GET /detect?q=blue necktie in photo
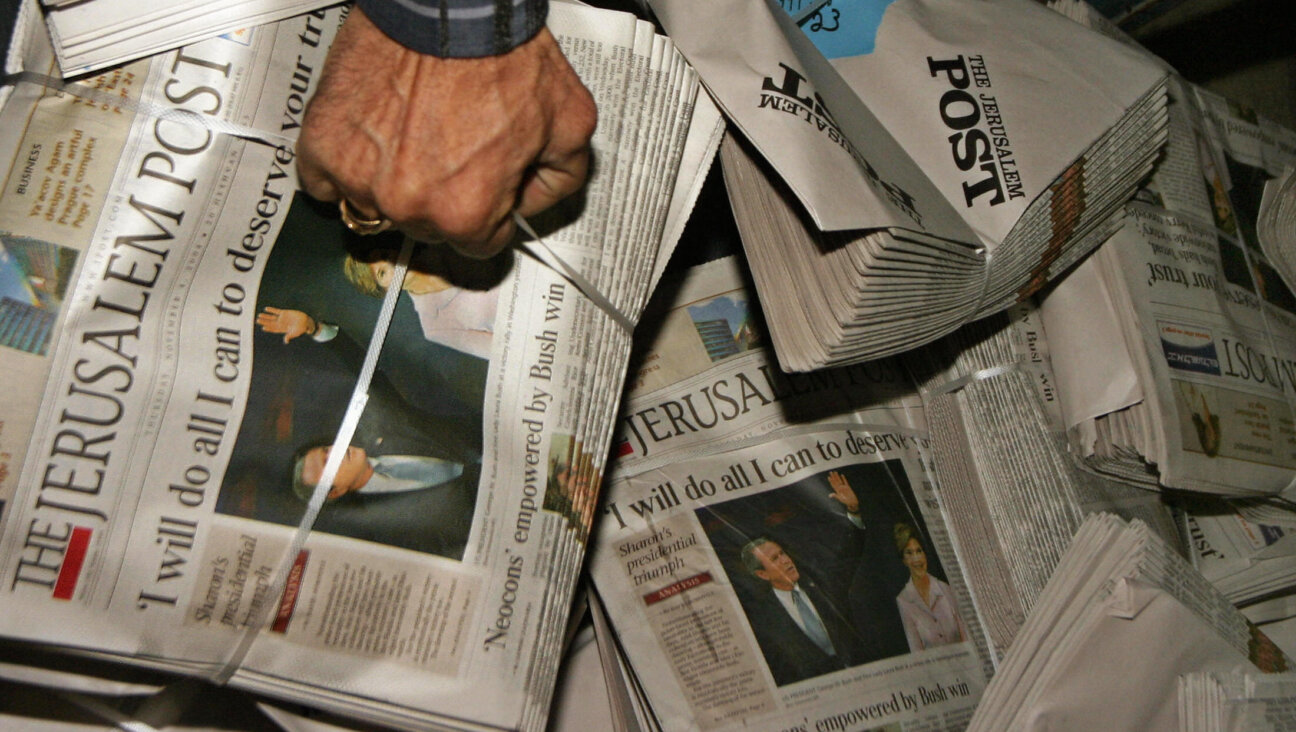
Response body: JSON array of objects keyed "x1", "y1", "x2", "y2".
[{"x1": 792, "y1": 588, "x2": 836, "y2": 656}]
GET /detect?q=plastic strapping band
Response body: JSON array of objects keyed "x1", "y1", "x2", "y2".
[
  {"x1": 514, "y1": 212, "x2": 635, "y2": 334},
  {"x1": 969, "y1": 245, "x2": 994, "y2": 320},
  {"x1": 920, "y1": 360, "x2": 1023, "y2": 400},
  {"x1": 209, "y1": 238, "x2": 413, "y2": 684},
  {"x1": 2, "y1": 71, "x2": 297, "y2": 149},
  {"x1": 56, "y1": 690, "x2": 161, "y2": 732}
]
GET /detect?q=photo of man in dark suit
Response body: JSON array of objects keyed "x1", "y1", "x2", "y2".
[
  {"x1": 288, "y1": 439, "x2": 480, "y2": 560},
  {"x1": 740, "y1": 535, "x2": 889, "y2": 685},
  {"x1": 698, "y1": 461, "x2": 922, "y2": 686}
]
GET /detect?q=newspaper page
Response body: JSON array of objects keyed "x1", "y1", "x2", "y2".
[
  {"x1": 905, "y1": 300, "x2": 1184, "y2": 658},
  {"x1": 591, "y1": 256, "x2": 992, "y2": 731},
  {"x1": 0, "y1": 4, "x2": 700, "y2": 729},
  {"x1": 1041, "y1": 79, "x2": 1296, "y2": 496},
  {"x1": 647, "y1": 0, "x2": 977, "y2": 239}
]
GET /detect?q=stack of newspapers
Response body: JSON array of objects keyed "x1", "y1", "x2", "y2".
[
  {"x1": 649, "y1": 0, "x2": 1171, "y2": 371},
  {"x1": 40, "y1": 0, "x2": 332, "y2": 75},
  {"x1": 589, "y1": 254, "x2": 996, "y2": 731},
  {"x1": 968, "y1": 513, "x2": 1292, "y2": 732},
  {"x1": 0, "y1": 2, "x2": 723, "y2": 730},
  {"x1": 1181, "y1": 496, "x2": 1296, "y2": 609},
  {"x1": 1032, "y1": 0, "x2": 1296, "y2": 648},
  {"x1": 1038, "y1": 77, "x2": 1296, "y2": 499},
  {"x1": 1179, "y1": 668, "x2": 1296, "y2": 732},
  {"x1": 903, "y1": 303, "x2": 1182, "y2": 657}
]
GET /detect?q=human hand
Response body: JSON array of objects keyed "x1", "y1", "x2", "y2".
[
  {"x1": 256, "y1": 307, "x2": 315, "y2": 343},
  {"x1": 827, "y1": 470, "x2": 860, "y2": 514},
  {"x1": 297, "y1": 8, "x2": 597, "y2": 258}
]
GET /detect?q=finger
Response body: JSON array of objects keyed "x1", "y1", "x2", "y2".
[
  {"x1": 262, "y1": 306, "x2": 282, "y2": 315},
  {"x1": 298, "y1": 139, "x2": 383, "y2": 219},
  {"x1": 453, "y1": 214, "x2": 518, "y2": 260},
  {"x1": 515, "y1": 148, "x2": 591, "y2": 219},
  {"x1": 343, "y1": 195, "x2": 385, "y2": 222},
  {"x1": 296, "y1": 150, "x2": 343, "y2": 204},
  {"x1": 429, "y1": 193, "x2": 518, "y2": 259}
]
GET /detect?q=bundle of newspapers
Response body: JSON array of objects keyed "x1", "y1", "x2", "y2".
[
  {"x1": 0, "y1": 1, "x2": 724, "y2": 729},
  {"x1": 1038, "y1": 75, "x2": 1296, "y2": 499},
  {"x1": 0, "y1": 602, "x2": 620, "y2": 729},
  {"x1": 1179, "y1": 668, "x2": 1296, "y2": 732},
  {"x1": 647, "y1": 0, "x2": 1171, "y2": 371},
  {"x1": 903, "y1": 302, "x2": 1183, "y2": 658},
  {"x1": 589, "y1": 254, "x2": 996, "y2": 731},
  {"x1": 38, "y1": 0, "x2": 330, "y2": 76},
  {"x1": 1181, "y1": 496, "x2": 1296, "y2": 609},
  {"x1": 968, "y1": 513, "x2": 1292, "y2": 732}
]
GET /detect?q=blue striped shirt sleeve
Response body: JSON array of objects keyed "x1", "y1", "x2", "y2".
[{"x1": 356, "y1": 0, "x2": 548, "y2": 58}]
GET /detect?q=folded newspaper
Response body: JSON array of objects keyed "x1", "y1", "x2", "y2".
[
  {"x1": 1179, "y1": 667, "x2": 1296, "y2": 732},
  {"x1": 591, "y1": 255, "x2": 994, "y2": 731},
  {"x1": 39, "y1": 0, "x2": 335, "y2": 76},
  {"x1": 1039, "y1": 78, "x2": 1296, "y2": 499},
  {"x1": 1257, "y1": 164, "x2": 1296, "y2": 326},
  {"x1": 0, "y1": 2, "x2": 722, "y2": 729},
  {"x1": 968, "y1": 513, "x2": 1292, "y2": 732},
  {"x1": 1182, "y1": 496, "x2": 1296, "y2": 608},
  {"x1": 649, "y1": 0, "x2": 1170, "y2": 370},
  {"x1": 903, "y1": 301, "x2": 1183, "y2": 658}
]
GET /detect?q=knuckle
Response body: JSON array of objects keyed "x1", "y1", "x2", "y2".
[
  {"x1": 437, "y1": 203, "x2": 499, "y2": 242},
  {"x1": 572, "y1": 91, "x2": 598, "y2": 139}
]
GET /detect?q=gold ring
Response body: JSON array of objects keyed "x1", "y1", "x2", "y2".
[{"x1": 339, "y1": 199, "x2": 392, "y2": 235}]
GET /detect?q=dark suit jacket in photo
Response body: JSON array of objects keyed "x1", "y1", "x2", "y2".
[{"x1": 744, "y1": 576, "x2": 891, "y2": 686}]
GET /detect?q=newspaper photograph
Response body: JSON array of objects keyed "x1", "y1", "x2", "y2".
[{"x1": 591, "y1": 257, "x2": 992, "y2": 731}]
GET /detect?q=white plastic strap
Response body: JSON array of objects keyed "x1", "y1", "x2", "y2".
[
  {"x1": 56, "y1": 690, "x2": 160, "y2": 732},
  {"x1": 920, "y1": 361, "x2": 1022, "y2": 400},
  {"x1": 514, "y1": 212, "x2": 636, "y2": 334},
  {"x1": 968, "y1": 245, "x2": 994, "y2": 320}
]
